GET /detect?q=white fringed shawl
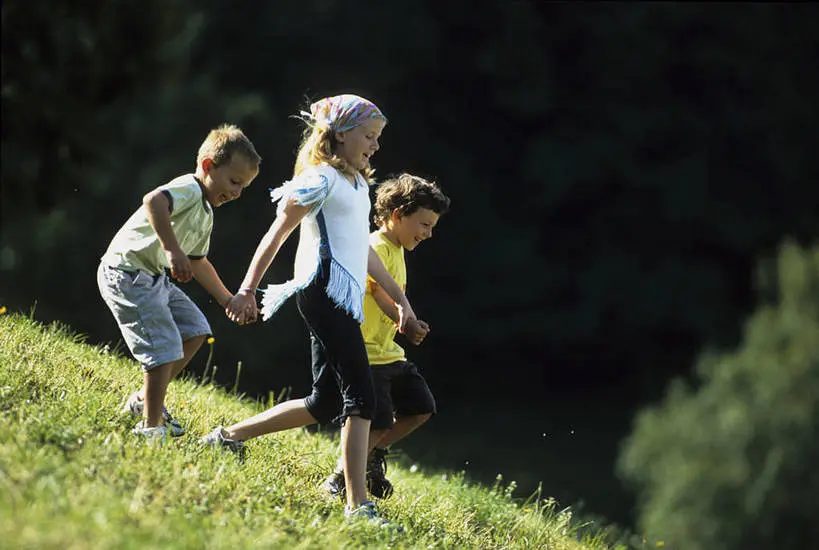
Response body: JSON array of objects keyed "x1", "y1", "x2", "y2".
[{"x1": 259, "y1": 165, "x2": 370, "y2": 323}]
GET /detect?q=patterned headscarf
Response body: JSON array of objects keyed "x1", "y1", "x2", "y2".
[{"x1": 302, "y1": 94, "x2": 386, "y2": 133}]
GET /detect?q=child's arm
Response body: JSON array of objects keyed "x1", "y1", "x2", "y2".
[
  {"x1": 371, "y1": 283, "x2": 400, "y2": 323},
  {"x1": 371, "y1": 284, "x2": 429, "y2": 345},
  {"x1": 367, "y1": 247, "x2": 416, "y2": 332},
  {"x1": 226, "y1": 200, "x2": 312, "y2": 324},
  {"x1": 143, "y1": 189, "x2": 192, "y2": 282},
  {"x1": 190, "y1": 258, "x2": 234, "y2": 308}
]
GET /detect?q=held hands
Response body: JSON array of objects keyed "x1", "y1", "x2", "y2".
[
  {"x1": 167, "y1": 248, "x2": 193, "y2": 283},
  {"x1": 226, "y1": 291, "x2": 259, "y2": 325},
  {"x1": 395, "y1": 301, "x2": 417, "y2": 334},
  {"x1": 404, "y1": 318, "x2": 430, "y2": 346}
]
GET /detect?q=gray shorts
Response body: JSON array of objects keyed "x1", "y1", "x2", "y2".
[{"x1": 97, "y1": 262, "x2": 211, "y2": 371}]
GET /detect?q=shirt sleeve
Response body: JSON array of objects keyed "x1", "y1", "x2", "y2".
[
  {"x1": 366, "y1": 239, "x2": 393, "y2": 294},
  {"x1": 269, "y1": 166, "x2": 332, "y2": 214},
  {"x1": 163, "y1": 179, "x2": 202, "y2": 215}
]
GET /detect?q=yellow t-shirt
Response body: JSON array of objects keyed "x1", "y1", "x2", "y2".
[{"x1": 362, "y1": 231, "x2": 406, "y2": 365}]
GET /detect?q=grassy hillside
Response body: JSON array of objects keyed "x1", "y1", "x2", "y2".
[{"x1": 0, "y1": 312, "x2": 613, "y2": 549}]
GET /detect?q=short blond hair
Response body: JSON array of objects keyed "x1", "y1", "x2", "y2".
[
  {"x1": 197, "y1": 124, "x2": 261, "y2": 168},
  {"x1": 293, "y1": 122, "x2": 376, "y2": 183}
]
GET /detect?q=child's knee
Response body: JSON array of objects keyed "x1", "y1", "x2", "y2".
[
  {"x1": 185, "y1": 334, "x2": 206, "y2": 349},
  {"x1": 415, "y1": 412, "x2": 432, "y2": 425},
  {"x1": 144, "y1": 361, "x2": 174, "y2": 380},
  {"x1": 304, "y1": 393, "x2": 343, "y2": 425},
  {"x1": 342, "y1": 394, "x2": 376, "y2": 422},
  {"x1": 394, "y1": 412, "x2": 432, "y2": 429}
]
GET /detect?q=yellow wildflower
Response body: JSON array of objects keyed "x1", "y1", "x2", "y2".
[
  {"x1": 0, "y1": 306, "x2": 6, "y2": 315},
  {"x1": 207, "y1": 337, "x2": 215, "y2": 344}
]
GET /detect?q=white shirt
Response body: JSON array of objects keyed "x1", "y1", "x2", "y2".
[
  {"x1": 260, "y1": 165, "x2": 370, "y2": 322},
  {"x1": 101, "y1": 175, "x2": 212, "y2": 274}
]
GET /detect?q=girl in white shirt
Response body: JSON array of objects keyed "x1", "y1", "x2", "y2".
[{"x1": 205, "y1": 94, "x2": 414, "y2": 524}]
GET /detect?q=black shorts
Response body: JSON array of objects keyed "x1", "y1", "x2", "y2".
[
  {"x1": 297, "y1": 264, "x2": 375, "y2": 426},
  {"x1": 370, "y1": 360, "x2": 436, "y2": 431}
]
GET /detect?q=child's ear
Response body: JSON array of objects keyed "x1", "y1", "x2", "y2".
[
  {"x1": 390, "y1": 208, "x2": 403, "y2": 223},
  {"x1": 201, "y1": 157, "x2": 215, "y2": 174}
]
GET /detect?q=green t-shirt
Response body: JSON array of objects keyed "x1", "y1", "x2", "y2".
[{"x1": 101, "y1": 175, "x2": 213, "y2": 274}]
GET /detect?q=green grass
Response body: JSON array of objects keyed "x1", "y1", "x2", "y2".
[{"x1": 0, "y1": 312, "x2": 615, "y2": 549}]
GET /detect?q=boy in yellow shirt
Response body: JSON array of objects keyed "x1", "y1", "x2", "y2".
[{"x1": 324, "y1": 173, "x2": 450, "y2": 499}]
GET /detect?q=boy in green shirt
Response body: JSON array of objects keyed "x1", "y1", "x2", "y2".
[{"x1": 97, "y1": 124, "x2": 261, "y2": 439}]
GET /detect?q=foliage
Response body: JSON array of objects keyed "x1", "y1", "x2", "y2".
[
  {"x1": 0, "y1": 312, "x2": 610, "y2": 550},
  {"x1": 617, "y1": 241, "x2": 819, "y2": 549},
  {"x1": 3, "y1": 2, "x2": 819, "y2": 400},
  {"x1": 4, "y1": 2, "x2": 819, "y2": 531},
  {"x1": 1, "y1": 0, "x2": 269, "y2": 327}
]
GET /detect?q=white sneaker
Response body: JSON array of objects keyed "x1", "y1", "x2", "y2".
[
  {"x1": 200, "y1": 426, "x2": 246, "y2": 458},
  {"x1": 122, "y1": 392, "x2": 185, "y2": 437},
  {"x1": 132, "y1": 421, "x2": 168, "y2": 441},
  {"x1": 122, "y1": 391, "x2": 143, "y2": 416}
]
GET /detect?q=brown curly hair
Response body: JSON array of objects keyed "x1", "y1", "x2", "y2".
[{"x1": 373, "y1": 173, "x2": 450, "y2": 226}]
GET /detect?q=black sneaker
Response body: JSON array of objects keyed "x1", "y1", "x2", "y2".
[{"x1": 366, "y1": 447, "x2": 394, "y2": 499}]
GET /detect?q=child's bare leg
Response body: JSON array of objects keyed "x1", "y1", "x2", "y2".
[
  {"x1": 170, "y1": 335, "x2": 206, "y2": 381},
  {"x1": 134, "y1": 335, "x2": 206, "y2": 401},
  {"x1": 225, "y1": 398, "x2": 316, "y2": 441},
  {"x1": 369, "y1": 413, "x2": 432, "y2": 451},
  {"x1": 342, "y1": 415, "x2": 371, "y2": 509},
  {"x1": 143, "y1": 363, "x2": 173, "y2": 427}
]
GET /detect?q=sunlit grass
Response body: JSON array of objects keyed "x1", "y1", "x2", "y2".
[{"x1": 1, "y1": 312, "x2": 614, "y2": 549}]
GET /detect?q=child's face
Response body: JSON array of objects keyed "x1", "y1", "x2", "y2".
[
  {"x1": 335, "y1": 118, "x2": 386, "y2": 172},
  {"x1": 202, "y1": 155, "x2": 259, "y2": 207},
  {"x1": 390, "y1": 207, "x2": 440, "y2": 251}
]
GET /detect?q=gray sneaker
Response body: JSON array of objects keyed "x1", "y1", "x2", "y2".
[
  {"x1": 200, "y1": 426, "x2": 245, "y2": 458},
  {"x1": 122, "y1": 392, "x2": 185, "y2": 437},
  {"x1": 322, "y1": 469, "x2": 346, "y2": 500},
  {"x1": 344, "y1": 500, "x2": 391, "y2": 528}
]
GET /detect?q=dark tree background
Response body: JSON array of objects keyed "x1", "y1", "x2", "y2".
[{"x1": 3, "y1": 0, "x2": 818, "y2": 531}]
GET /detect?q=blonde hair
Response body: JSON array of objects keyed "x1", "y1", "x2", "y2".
[
  {"x1": 293, "y1": 121, "x2": 376, "y2": 183},
  {"x1": 373, "y1": 173, "x2": 450, "y2": 226},
  {"x1": 197, "y1": 124, "x2": 261, "y2": 168}
]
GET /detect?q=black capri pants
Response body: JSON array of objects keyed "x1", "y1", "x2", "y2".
[{"x1": 298, "y1": 264, "x2": 375, "y2": 425}]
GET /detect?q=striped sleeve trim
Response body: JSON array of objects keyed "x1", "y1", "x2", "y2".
[{"x1": 161, "y1": 189, "x2": 174, "y2": 213}]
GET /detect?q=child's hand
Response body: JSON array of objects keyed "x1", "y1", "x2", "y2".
[
  {"x1": 226, "y1": 292, "x2": 258, "y2": 325},
  {"x1": 404, "y1": 318, "x2": 430, "y2": 346},
  {"x1": 167, "y1": 248, "x2": 193, "y2": 282}
]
